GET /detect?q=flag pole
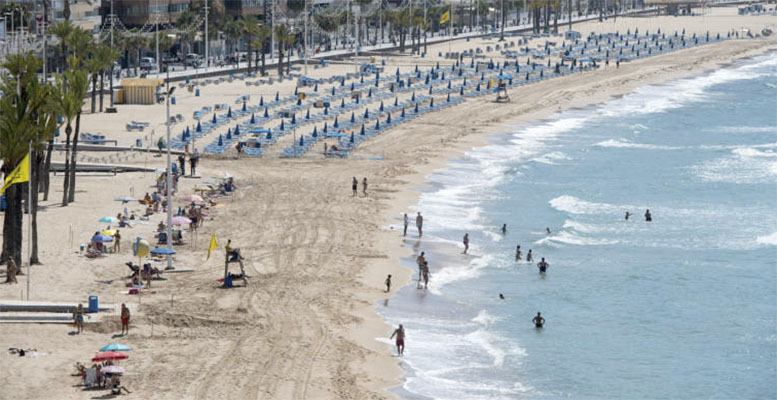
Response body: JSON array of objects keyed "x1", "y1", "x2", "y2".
[
  {"x1": 448, "y1": 3, "x2": 452, "y2": 54},
  {"x1": 26, "y1": 142, "x2": 31, "y2": 300}
]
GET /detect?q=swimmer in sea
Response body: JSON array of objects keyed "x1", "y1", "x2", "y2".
[
  {"x1": 526, "y1": 249, "x2": 533, "y2": 263},
  {"x1": 515, "y1": 245, "x2": 522, "y2": 261},
  {"x1": 546, "y1": 227, "x2": 552, "y2": 234},
  {"x1": 533, "y1": 312, "x2": 545, "y2": 328},
  {"x1": 499, "y1": 293, "x2": 505, "y2": 300},
  {"x1": 537, "y1": 257, "x2": 549, "y2": 273},
  {"x1": 625, "y1": 211, "x2": 631, "y2": 220},
  {"x1": 501, "y1": 224, "x2": 507, "y2": 234},
  {"x1": 644, "y1": 209, "x2": 652, "y2": 222}
]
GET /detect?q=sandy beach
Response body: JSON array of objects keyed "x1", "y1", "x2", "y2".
[{"x1": 1, "y1": 6, "x2": 775, "y2": 399}]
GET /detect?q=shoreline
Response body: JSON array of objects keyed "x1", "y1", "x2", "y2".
[{"x1": 366, "y1": 39, "x2": 777, "y2": 396}]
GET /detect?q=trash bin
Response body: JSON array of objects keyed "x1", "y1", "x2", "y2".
[
  {"x1": 195, "y1": 89, "x2": 200, "y2": 97},
  {"x1": 186, "y1": 76, "x2": 190, "y2": 84},
  {"x1": 88, "y1": 295, "x2": 98, "y2": 312},
  {"x1": 171, "y1": 96, "x2": 176, "y2": 105}
]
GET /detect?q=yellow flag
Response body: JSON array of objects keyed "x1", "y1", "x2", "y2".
[
  {"x1": 0, "y1": 154, "x2": 30, "y2": 195},
  {"x1": 206, "y1": 233, "x2": 219, "y2": 261},
  {"x1": 440, "y1": 11, "x2": 450, "y2": 25}
]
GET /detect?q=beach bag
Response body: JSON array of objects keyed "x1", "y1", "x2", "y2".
[{"x1": 129, "y1": 288, "x2": 139, "y2": 295}]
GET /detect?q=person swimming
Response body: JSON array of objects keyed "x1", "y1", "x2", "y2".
[
  {"x1": 644, "y1": 209, "x2": 652, "y2": 222},
  {"x1": 501, "y1": 224, "x2": 507, "y2": 234},
  {"x1": 499, "y1": 293, "x2": 505, "y2": 300},
  {"x1": 625, "y1": 211, "x2": 631, "y2": 220},
  {"x1": 526, "y1": 249, "x2": 533, "y2": 263},
  {"x1": 515, "y1": 245, "x2": 522, "y2": 261},
  {"x1": 537, "y1": 257, "x2": 549, "y2": 273},
  {"x1": 532, "y1": 312, "x2": 545, "y2": 328},
  {"x1": 546, "y1": 227, "x2": 552, "y2": 234}
]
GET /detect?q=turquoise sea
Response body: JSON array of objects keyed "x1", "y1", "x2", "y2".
[{"x1": 379, "y1": 52, "x2": 777, "y2": 399}]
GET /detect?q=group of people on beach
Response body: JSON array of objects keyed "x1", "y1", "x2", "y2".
[
  {"x1": 351, "y1": 177, "x2": 369, "y2": 197},
  {"x1": 402, "y1": 212, "x2": 423, "y2": 237}
]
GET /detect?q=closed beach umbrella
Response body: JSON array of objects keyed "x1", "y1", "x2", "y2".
[
  {"x1": 100, "y1": 343, "x2": 132, "y2": 352},
  {"x1": 234, "y1": 125, "x2": 241, "y2": 136},
  {"x1": 368, "y1": 88, "x2": 373, "y2": 97},
  {"x1": 380, "y1": 101, "x2": 384, "y2": 111},
  {"x1": 150, "y1": 247, "x2": 176, "y2": 255},
  {"x1": 218, "y1": 135, "x2": 223, "y2": 146},
  {"x1": 275, "y1": 91, "x2": 279, "y2": 101},
  {"x1": 305, "y1": 110, "x2": 310, "y2": 120},
  {"x1": 313, "y1": 83, "x2": 318, "y2": 92},
  {"x1": 259, "y1": 96, "x2": 264, "y2": 106},
  {"x1": 334, "y1": 117, "x2": 339, "y2": 128},
  {"x1": 264, "y1": 108, "x2": 269, "y2": 118},
  {"x1": 360, "y1": 124, "x2": 365, "y2": 135},
  {"x1": 291, "y1": 114, "x2": 297, "y2": 124},
  {"x1": 280, "y1": 120, "x2": 285, "y2": 131},
  {"x1": 196, "y1": 121, "x2": 201, "y2": 132},
  {"x1": 242, "y1": 102, "x2": 247, "y2": 112},
  {"x1": 323, "y1": 122, "x2": 328, "y2": 133},
  {"x1": 375, "y1": 119, "x2": 380, "y2": 130},
  {"x1": 394, "y1": 97, "x2": 398, "y2": 107},
  {"x1": 351, "y1": 113, "x2": 355, "y2": 123},
  {"x1": 364, "y1": 109, "x2": 369, "y2": 118},
  {"x1": 227, "y1": 107, "x2": 232, "y2": 118},
  {"x1": 312, "y1": 126, "x2": 318, "y2": 137},
  {"x1": 226, "y1": 128, "x2": 232, "y2": 139},
  {"x1": 386, "y1": 113, "x2": 391, "y2": 124},
  {"x1": 350, "y1": 132, "x2": 355, "y2": 143},
  {"x1": 212, "y1": 113, "x2": 217, "y2": 123},
  {"x1": 299, "y1": 136, "x2": 304, "y2": 146}
]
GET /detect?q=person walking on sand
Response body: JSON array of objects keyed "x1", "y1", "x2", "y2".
[
  {"x1": 462, "y1": 233, "x2": 469, "y2": 254},
  {"x1": 416, "y1": 212, "x2": 423, "y2": 237},
  {"x1": 352, "y1": 177, "x2": 358, "y2": 196},
  {"x1": 113, "y1": 230, "x2": 121, "y2": 253},
  {"x1": 385, "y1": 274, "x2": 392, "y2": 293},
  {"x1": 120, "y1": 304, "x2": 131, "y2": 335},
  {"x1": 178, "y1": 154, "x2": 186, "y2": 176},
  {"x1": 526, "y1": 249, "x2": 533, "y2": 263},
  {"x1": 422, "y1": 262, "x2": 430, "y2": 289},
  {"x1": 73, "y1": 304, "x2": 85, "y2": 334},
  {"x1": 416, "y1": 252, "x2": 426, "y2": 281},
  {"x1": 515, "y1": 245, "x2": 522, "y2": 261},
  {"x1": 362, "y1": 177, "x2": 368, "y2": 196},
  {"x1": 390, "y1": 324, "x2": 405, "y2": 355},
  {"x1": 533, "y1": 312, "x2": 545, "y2": 328},
  {"x1": 403, "y1": 213, "x2": 409, "y2": 236},
  {"x1": 5, "y1": 259, "x2": 18, "y2": 284}
]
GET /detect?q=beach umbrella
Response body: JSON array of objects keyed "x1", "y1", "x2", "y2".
[
  {"x1": 460, "y1": 86, "x2": 464, "y2": 95},
  {"x1": 447, "y1": 93, "x2": 451, "y2": 102},
  {"x1": 360, "y1": 124, "x2": 365, "y2": 135},
  {"x1": 196, "y1": 121, "x2": 202, "y2": 133},
  {"x1": 324, "y1": 107, "x2": 329, "y2": 115},
  {"x1": 341, "y1": 78, "x2": 345, "y2": 86},
  {"x1": 476, "y1": 83, "x2": 481, "y2": 91},
  {"x1": 264, "y1": 108, "x2": 269, "y2": 118},
  {"x1": 102, "y1": 366, "x2": 125, "y2": 375},
  {"x1": 312, "y1": 126, "x2": 318, "y2": 137},
  {"x1": 101, "y1": 229, "x2": 116, "y2": 236},
  {"x1": 425, "y1": 75, "x2": 430, "y2": 85},
  {"x1": 259, "y1": 96, "x2": 264, "y2": 106},
  {"x1": 267, "y1": 131, "x2": 272, "y2": 139},
  {"x1": 99, "y1": 216, "x2": 119, "y2": 224},
  {"x1": 323, "y1": 122, "x2": 328, "y2": 133},
  {"x1": 447, "y1": 81, "x2": 451, "y2": 89},
  {"x1": 414, "y1": 103, "x2": 419, "y2": 113},
  {"x1": 350, "y1": 82, "x2": 355, "y2": 91},
  {"x1": 355, "y1": 95, "x2": 360, "y2": 104},
  {"x1": 171, "y1": 216, "x2": 191, "y2": 226},
  {"x1": 429, "y1": 86, "x2": 433, "y2": 95},
  {"x1": 92, "y1": 352, "x2": 129, "y2": 362},
  {"x1": 182, "y1": 194, "x2": 204, "y2": 204},
  {"x1": 226, "y1": 128, "x2": 232, "y2": 139},
  {"x1": 396, "y1": 67, "x2": 400, "y2": 76},
  {"x1": 305, "y1": 110, "x2": 310, "y2": 120},
  {"x1": 299, "y1": 136, "x2": 304, "y2": 146},
  {"x1": 275, "y1": 91, "x2": 279, "y2": 101},
  {"x1": 91, "y1": 234, "x2": 113, "y2": 243},
  {"x1": 364, "y1": 109, "x2": 369, "y2": 118},
  {"x1": 411, "y1": 92, "x2": 416, "y2": 102},
  {"x1": 351, "y1": 113, "x2": 356, "y2": 123},
  {"x1": 394, "y1": 97, "x2": 398, "y2": 107},
  {"x1": 341, "y1": 98, "x2": 345, "y2": 108},
  {"x1": 360, "y1": 75, "x2": 364, "y2": 83},
  {"x1": 218, "y1": 135, "x2": 223, "y2": 146},
  {"x1": 227, "y1": 107, "x2": 232, "y2": 118},
  {"x1": 291, "y1": 114, "x2": 296, "y2": 124},
  {"x1": 368, "y1": 88, "x2": 373, "y2": 97},
  {"x1": 242, "y1": 102, "x2": 247, "y2": 112},
  {"x1": 186, "y1": 126, "x2": 190, "y2": 136},
  {"x1": 280, "y1": 120, "x2": 285, "y2": 130},
  {"x1": 333, "y1": 117, "x2": 339, "y2": 128},
  {"x1": 375, "y1": 79, "x2": 379, "y2": 88},
  {"x1": 234, "y1": 125, "x2": 241, "y2": 136},
  {"x1": 99, "y1": 344, "x2": 132, "y2": 352},
  {"x1": 115, "y1": 196, "x2": 135, "y2": 202},
  {"x1": 430, "y1": 98, "x2": 434, "y2": 108},
  {"x1": 212, "y1": 113, "x2": 217, "y2": 124},
  {"x1": 294, "y1": 86, "x2": 299, "y2": 95},
  {"x1": 380, "y1": 101, "x2": 384, "y2": 111},
  {"x1": 350, "y1": 132, "x2": 355, "y2": 143},
  {"x1": 386, "y1": 113, "x2": 391, "y2": 124},
  {"x1": 331, "y1": 87, "x2": 336, "y2": 96},
  {"x1": 375, "y1": 119, "x2": 380, "y2": 130},
  {"x1": 297, "y1": 98, "x2": 302, "y2": 105},
  {"x1": 150, "y1": 247, "x2": 176, "y2": 255},
  {"x1": 401, "y1": 108, "x2": 406, "y2": 118},
  {"x1": 314, "y1": 83, "x2": 318, "y2": 92}
]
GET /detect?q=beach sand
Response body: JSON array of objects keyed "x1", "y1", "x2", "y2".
[{"x1": 1, "y1": 7, "x2": 775, "y2": 399}]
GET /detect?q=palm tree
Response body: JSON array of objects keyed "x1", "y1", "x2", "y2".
[
  {"x1": 224, "y1": 20, "x2": 243, "y2": 66},
  {"x1": 0, "y1": 53, "x2": 57, "y2": 266},
  {"x1": 95, "y1": 45, "x2": 119, "y2": 112},
  {"x1": 240, "y1": 15, "x2": 260, "y2": 72},
  {"x1": 253, "y1": 24, "x2": 271, "y2": 75},
  {"x1": 123, "y1": 30, "x2": 147, "y2": 76},
  {"x1": 49, "y1": 20, "x2": 74, "y2": 72},
  {"x1": 176, "y1": 10, "x2": 197, "y2": 70},
  {"x1": 56, "y1": 57, "x2": 89, "y2": 206},
  {"x1": 274, "y1": 24, "x2": 294, "y2": 76}
]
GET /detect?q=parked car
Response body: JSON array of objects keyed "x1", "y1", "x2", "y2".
[
  {"x1": 140, "y1": 57, "x2": 157, "y2": 71},
  {"x1": 185, "y1": 53, "x2": 202, "y2": 67}
]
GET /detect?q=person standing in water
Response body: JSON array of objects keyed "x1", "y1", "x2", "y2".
[
  {"x1": 526, "y1": 249, "x2": 533, "y2": 263},
  {"x1": 416, "y1": 212, "x2": 423, "y2": 237},
  {"x1": 422, "y1": 262, "x2": 430, "y2": 289},
  {"x1": 533, "y1": 312, "x2": 545, "y2": 328},
  {"x1": 501, "y1": 224, "x2": 507, "y2": 234},
  {"x1": 416, "y1": 252, "x2": 426, "y2": 281},
  {"x1": 645, "y1": 209, "x2": 652, "y2": 222},
  {"x1": 462, "y1": 233, "x2": 469, "y2": 254},
  {"x1": 625, "y1": 211, "x2": 631, "y2": 220},
  {"x1": 537, "y1": 257, "x2": 549, "y2": 273},
  {"x1": 546, "y1": 227, "x2": 552, "y2": 234},
  {"x1": 390, "y1": 324, "x2": 405, "y2": 355},
  {"x1": 515, "y1": 245, "x2": 522, "y2": 261},
  {"x1": 403, "y1": 213, "x2": 409, "y2": 236}
]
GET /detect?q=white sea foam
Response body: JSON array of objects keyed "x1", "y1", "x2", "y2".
[
  {"x1": 532, "y1": 151, "x2": 572, "y2": 165},
  {"x1": 549, "y1": 195, "x2": 621, "y2": 215},
  {"x1": 717, "y1": 125, "x2": 777, "y2": 134},
  {"x1": 756, "y1": 232, "x2": 777, "y2": 246},
  {"x1": 429, "y1": 254, "x2": 494, "y2": 295},
  {"x1": 535, "y1": 230, "x2": 619, "y2": 247},
  {"x1": 594, "y1": 139, "x2": 683, "y2": 150}
]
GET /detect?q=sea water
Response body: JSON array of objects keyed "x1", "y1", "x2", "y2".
[{"x1": 379, "y1": 53, "x2": 777, "y2": 399}]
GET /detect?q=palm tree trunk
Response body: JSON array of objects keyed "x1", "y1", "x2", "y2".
[
  {"x1": 30, "y1": 151, "x2": 43, "y2": 265},
  {"x1": 43, "y1": 139, "x2": 53, "y2": 201},
  {"x1": 0, "y1": 182, "x2": 23, "y2": 266},
  {"x1": 90, "y1": 73, "x2": 97, "y2": 113},
  {"x1": 247, "y1": 41, "x2": 253, "y2": 72},
  {"x1": 261, "y1": 51, "x2": 266, "y2": 75},
  {"x1": 99, "y1": 70, "x2": 105, "y2": 112},
  {"x1": 62, "y1": 125, "x2": 72, "y2": 206},
  {"x1": 67, "y1": 112, "x2": 81, "y2": 203},
  {"x1": 278, "y1": 48, "x2": 284, "y2": 76}
]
